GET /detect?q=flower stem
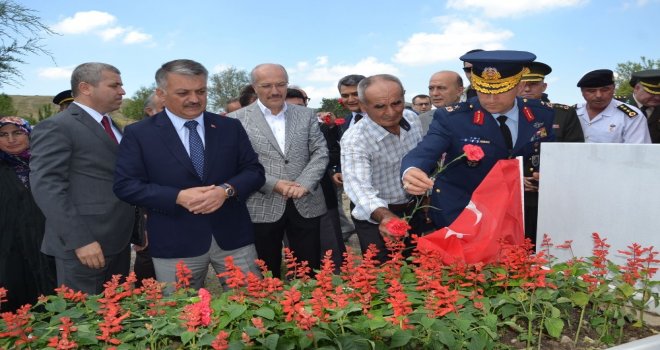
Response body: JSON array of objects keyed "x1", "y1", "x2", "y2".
[{"x1": 574, "y1": 305, "x2": 586, "y2": 345}]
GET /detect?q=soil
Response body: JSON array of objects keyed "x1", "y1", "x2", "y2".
[{"x1": 499, "y1": 308, "x2": 660, "y2": 349}]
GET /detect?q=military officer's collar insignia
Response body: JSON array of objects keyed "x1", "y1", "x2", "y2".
[
  {"x1": 616, "y1": 104, "x2": 638, "y2": 118},
  {"x1": 523, "y1": 106, "x2": 535, "y2": 122},
  {"x1": 473, "y1": 110, "x2": 485, "y2": 125},
  {"x1": 533, "y1": 121, "x2": 544, "y2": 128}
]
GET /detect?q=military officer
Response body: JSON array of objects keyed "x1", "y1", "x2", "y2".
[
  {"x1": 401, "y1": 50, "x2": 555, "y2": 229},
  {"x1": 576, "y1": 69, "x2": 651, "y2": 144},
  {"x1": 519, "y1": 61, "x2": 584, "y2": 243},
  {"x1": 52, "y1": 89, "x2": 73, "y2": 112},
  {"x1": 626, "y1": 70, "x2": 660, "y2": 143}
]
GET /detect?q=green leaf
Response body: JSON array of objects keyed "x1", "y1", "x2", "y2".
[
  {"x1": 550, "y1": 306, "x2": 561, "y2": 319},
  {"x1": 264, "y1": 333, "x2": 279, "y2": 350},
  {"x1": 436, "y1": 328, "x2": 456, "y2": 348},
  {"x1": 420, "y1": 315, "x2": 435, "y2": 329},
  {"x1": 45, "y1": 298, "x2": 66, "y2": 313},
  {"x1": 335, "y1": 335, "x2": 373, "y2": 350},
  {"x1": 570, "y1": 291, "x2": 589, "y2": 307},
  {"x1": 219, "y1": 304, "x2": 248, "y2": 327},
  {"x1": 255, "y1": 306, "x2": 276, "y2": 320},
  {"x1": 467, "y1": 331, "x2": 488, "y2": 350},
  {"x1": 544, "y1": 317, "x2": 564, "y2": 338},
  {"x1": 618, "y1": 283, "x2": 635, "y2": 298},
  {"x1": 180, "y1": 330, "x2": 195, "y2": 344},
  {"x1": 367, "y1": 317, "x2": 388, "y2": 330},
  {"x1": 556, "y1": 296, "x2": 572, "y2": 304},
  {"x1": 390, "y1": 329, "x2": 412, "y2": 347}
]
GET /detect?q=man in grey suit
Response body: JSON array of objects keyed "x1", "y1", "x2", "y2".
[
  {"x1": 228, "y1": 63, "x2": 328, "y2": 278},
  {"x1": 30, "y1": 62, "x2": 135, "y2": 294}
]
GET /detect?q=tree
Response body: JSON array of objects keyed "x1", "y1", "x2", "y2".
[
  {"x1": 121, "y1": 85, "x2": 155, "y2": 120},
  {"x1": 0, "y1": 93, "x2": 17, "y2": 115},
  {"x1": 37, "y1": 103, "x2": 53, "y2": 121},
  {"x1": 319, "y1": 97, "x2": 349, "y2": 118},
  {"x1": 208, "y1": 66, "x2": 250, "y2": 112},
  {"x1": 614, "y1": 56, "x2": 660, "y2": 97},
  {"x1": 0, "y1": 0, "x2": 56, "y2": 88}
]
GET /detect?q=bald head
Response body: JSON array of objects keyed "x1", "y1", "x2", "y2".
[{"x1": 428, "y1": 71, "x2": 464, "y2": 108}]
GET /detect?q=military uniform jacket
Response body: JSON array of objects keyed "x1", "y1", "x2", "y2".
[
  {"x1": 401, "y1": 97, "x2": 555, "y2": 228},
  {"x1": 624, "y1": 95, "x2": 660, "y2": 144},
  {"x1": 576, "y1": 99, "x2": 651, "y2": 143}
]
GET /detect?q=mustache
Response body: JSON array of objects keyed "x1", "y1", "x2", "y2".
[{"x1": 183, "y1": 102, "x2": 201, "y2": 107}]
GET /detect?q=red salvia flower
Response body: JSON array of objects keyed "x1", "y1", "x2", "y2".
[
  {"x1": 175, "y1": 260, "x2": 192, "y2": 290},
  {"x1": 385, "y1": 279, "x2": 413, "y2": 329},
  {"x1": 141, "y1": 278, "x2": 166, "y2": 316},
  {"x1": 211, "y1": 330, "x2": 230, "y2": 350},
  {"x1": 54, "y1": 285, "x2": 88, "y2": 303},
  {"x1": 0, "y1": 304, "x2": 36, "y2": 345},
  {"x1": 0, "y1": 287, "x2": 7, "y2": 306},
  {"x1": 47, "y1": 316, "x2": 78, "y2": 350},
  {"x1": 217, "y1": 256, "x2": 246, "y2": 289},
  {"x1": 283, "y1": 247, "x2": 312, "y2": 282},
  {"x1": 251, "y1": 317, "x2": 266, "y2": 334}
]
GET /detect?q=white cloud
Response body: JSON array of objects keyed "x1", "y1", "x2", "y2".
[
  {"x1": 297, "y1": 56, "x2": 399, "y2": 83},
  {"x1": 52, "y1": 11, "x2": 116, "y2": 34},
  {"x1": 446, "y1": 0, "x2": 587, "y2": 18},
  {"x1": 123, "y1": 30, "x2": 152, "y2": 44},
  {"x1": 99, "y1": 26, "x2": 126, "y2": 41},
  {"x1": 287, "y1": 56, "x2": 400, "y2": 107},
  {"x1": 38, "y1": 67, "x2": 74, "y2": 79},
  {"x1": 393, "y1": 17, "x2": 513, "y2": 66}
]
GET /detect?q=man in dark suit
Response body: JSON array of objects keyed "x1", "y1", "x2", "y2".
[
  {"x1": 30, "y1": 62, "x2": 135, "y2": 294},
  {"x1": 402, "y1": 50, "x2": 555, "y2": 229},
  {"x1": 626, "y1": 70, "x2": 660, "y2": 143},
  {"x1": 114, "y1": 59, "x2": 265, "y2": 289},
  {"x1": 228, "y1": 63, "x2": 328, "y2": 278}
]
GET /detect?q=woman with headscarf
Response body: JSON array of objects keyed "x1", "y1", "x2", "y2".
[{"x1": 0, "y1": 116, "x2": 56, "y2": 312}]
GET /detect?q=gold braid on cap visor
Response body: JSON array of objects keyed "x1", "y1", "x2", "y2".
[
  {"x1": 472, "y1": 67, "x2": 529, "y2": 94},
  {"x1": 520, "y1": 73, "x2": 545, "y2": 82},
  {"x1": 640, "y1": 80, "x2": 660, "y2": 95}
]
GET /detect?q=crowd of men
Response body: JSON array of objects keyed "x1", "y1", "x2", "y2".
[{"x1": 14, "y1": 50, "x2": 660, "y2": 296}]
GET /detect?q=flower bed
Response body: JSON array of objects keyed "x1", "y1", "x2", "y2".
[{"x1": 1, "y1": 233, "x2": 658, "y2": 349}]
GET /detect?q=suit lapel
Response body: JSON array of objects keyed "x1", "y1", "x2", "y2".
[
  {"x1": 154, "y1": 112, "x2": 199, "y2": 178},
  {"x1": 248, "y1": 104, "x2": 284, "y2": 156},
  {"x1": 70, "y1": 104, "x2": 118, "y2": 150}
]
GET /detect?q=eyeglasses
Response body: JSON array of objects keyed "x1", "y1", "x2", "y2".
[
  {"x1": 0, "y1": 130, "x2": 28, "y2": 138},
  {"x1": 256, "y1": 82, "x2": 288, "y2": 90}
]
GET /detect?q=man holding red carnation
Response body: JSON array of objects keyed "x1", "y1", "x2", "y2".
[
  {"x1": 402, "y1": 50, "x2": 555, "y2": 230},
  {"x1": 341, "y1": 74, "x2": 432, "y2": 263}
]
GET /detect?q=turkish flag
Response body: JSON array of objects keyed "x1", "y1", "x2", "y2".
[{"x1": 417, "y1": 158, "x2": 525, "y2": 264}]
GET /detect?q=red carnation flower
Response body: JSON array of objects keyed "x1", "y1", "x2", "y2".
[
  {"x1": 385, "y1": 218, "x2": 411, "y2": 238},
  {"x1": 334, "y1": 118, "x2": 346, "y2": 126},
  {"x1": 462, "y1": 144, "x2": 484, "y2": 162}
]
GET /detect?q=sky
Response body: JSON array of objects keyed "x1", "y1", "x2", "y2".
[{"x1": 4, "y1": 0, "x2": 659, "y2": 110}]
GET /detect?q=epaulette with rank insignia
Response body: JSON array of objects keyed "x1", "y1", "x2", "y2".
[
  {"x1": 550, "y1": 102, "x2": 572, "y2": 110},
  {"x1": 443, "y1": 102, "x2": 470, "y2": 115},
  {"x1": 521, "y1": 97, "x2": 553, "y2": 111},
  {"x1": 617, "y1": 103, "x2": 639, "y2": 118}
]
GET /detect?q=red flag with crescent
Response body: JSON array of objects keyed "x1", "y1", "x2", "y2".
[{"x1": 417, "y1": 158, "x2": 525, "y2": 264}]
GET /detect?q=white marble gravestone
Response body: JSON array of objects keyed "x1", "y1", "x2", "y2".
[{"x1": 537, "y1": 143, "x2": 660, "y2": 311}]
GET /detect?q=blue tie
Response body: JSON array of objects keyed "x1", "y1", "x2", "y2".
[{"x1": 184, "y1": 120, "x2": 204, "y2": 179}]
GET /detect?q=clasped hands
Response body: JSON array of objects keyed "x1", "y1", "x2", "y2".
[
  {"x1": 274, "y1": 180, "x2": 309, "y2": 199},
  {"x1": 177, "y1": 185, "x2": 226, "y2": 214}
]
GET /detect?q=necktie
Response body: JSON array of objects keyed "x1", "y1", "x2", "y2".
[
  {"x1": 184, "y1": 120, "x2": 204, "y2": 179},
  {"x1": 100, "y1": 116, "x2": 118, "y2": 144},
  {"x1": 496, "y1": 115, "x2": 513, "y2": 150},
  {"x1": 354, "y1": 113, "x2": 363, "y2": 122}
]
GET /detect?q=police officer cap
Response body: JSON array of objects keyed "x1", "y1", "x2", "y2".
[
  {"x1": 629, "y1": 69, "x2": 660, "y2": 95},
  {"x1": 459, "y1": 50, "x2": 536, "y2": 94},
  {"x1": 52, "y1": 89, "x2": 73, "y2": 105},
  {"x1": 521, "y1": 61, "x2": 552, "y2": 82},
  {"x1": 576, "y1": 69, "x2": 614, "y2": 88}
]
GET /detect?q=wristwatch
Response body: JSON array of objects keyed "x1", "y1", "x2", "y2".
[{"x1": 220, "y1": 183, "x2": 235, "y2": 198}]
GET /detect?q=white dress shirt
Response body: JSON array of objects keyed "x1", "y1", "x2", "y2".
[
  {"x1": 73, "y1": 101, "x2": 122, "y2": 142},
  {"x1": 258, "y1": 99, "x2": 288, "y2": 152},
  {"x1": 165, "y1": 108, "x2": 205, "y2": 155}
]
